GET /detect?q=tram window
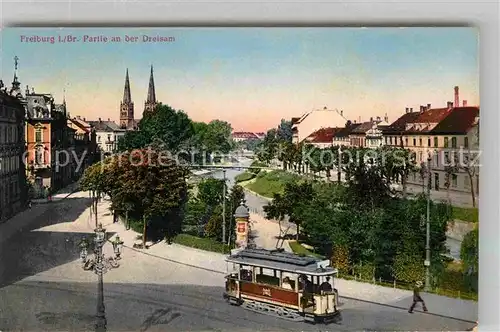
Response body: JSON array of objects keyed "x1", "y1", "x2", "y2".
[
  {"x1": 240, "y1": 268, "x2": 253, "y2": 281},
  {"x1": 281, "y1": 272, "x2": 296, "y2": 290},
  {"x1": 256, "y1": 268, "x2": 280, "y2": 286}
]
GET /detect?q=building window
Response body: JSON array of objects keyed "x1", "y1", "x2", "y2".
[
  {"x1": 428, "y1": 138, "x2": 431, "y2": 147},
  {"x1": 35, "y1": 129, "x2": 42, "y2": 143},
  {"x1": 434, "y1": 154, "x2": 439, "y2": 168},
  {"x1": 444, "y1": 151, "x2": 450, "y2": 163},
  {"x1": 451, "y1": 174, "x2": 458, "y2": 188},
  {"x1": 451, "y1": 137, "x2": 457, "y2": 148},
  {"x1": 405, "y1": 138, "x2": 408, "y2": 146},
  {"x1": 444, "y1": 137, "x2": 449, "y2": 148},
  {"x1": 419, "y1": 138, "x2": 422, "y2": 146},
  {"x1": 412, "y1": 138, "x2": 416, "y2": 146},
  {"x1": 464, "y1": 137, "x2": 469, "y2": 149},
  {"x1": 107, "y1": 134, "x2": 111, "y2": 142},
  {"x1": 389, "y1": 137, "x2": 392, "y2": 145},
  {"x1": 464, "y1": 176, "x2": 470, "y2": 188},
  {"x1": 98, "y1": 136, "x2": 101, "y2": 142},
  {"x1": 434, "y1": 137, "x2": 438, "y2": 147}
]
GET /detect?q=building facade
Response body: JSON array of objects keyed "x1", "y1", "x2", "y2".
[
  {"x1": 25, "y1": 92, "x2": 74, "y2": 197},
  {"x1": 0, "y1": 76, "x2": 28, "y2": 222},
  {"x1": 382, "y1": 86, "x2": 479, "y2": 197},
  {"x1": 292, "y1": 107, "x2": 347, "y2": 143},
  {"x1": 67, "y1": 116, "x2": 97, "y2": 177},
  {"x1": 303, "y1": 127, "x2": 340, "y2": 149},
  {"x1": 88, "y1": 119, "x2": 126, "y2": 155}
]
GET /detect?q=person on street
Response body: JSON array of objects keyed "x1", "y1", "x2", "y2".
[{"x1": 409, "y1": 281, "x2": 428, "y2": 313}]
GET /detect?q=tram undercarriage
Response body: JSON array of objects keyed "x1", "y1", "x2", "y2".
[{"x1": 223, "y1": 292, "x2": 342, "y2": 324}]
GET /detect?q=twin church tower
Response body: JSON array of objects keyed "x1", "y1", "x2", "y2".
[{"x1": 119, "y1": 65, "x2": 158, "y2": 130}]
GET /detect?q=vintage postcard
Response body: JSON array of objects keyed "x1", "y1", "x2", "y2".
[{"x1": 0, "y1": 27, "x2": 478, "y2": 331}]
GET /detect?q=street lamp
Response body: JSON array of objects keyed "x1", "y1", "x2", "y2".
[
  {"x1": 222, "y1": 169, "x2": 227, "y2": 244},
  {"x1": 79, "y1": 223, "x2": 123, "y2": 332},
  {"x1": 424, "y1": 152, "x2": 432, "y2": 291}
]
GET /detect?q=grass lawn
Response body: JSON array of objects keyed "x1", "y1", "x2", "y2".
[
  {"x1": 172, "y1": 234, "x2": 232, "y2": 254},
  {"x1": 288, "y1": 240, "x2": 325, "y2": 259},
  {"x1": 245, "y1": 170, "x2": 302, "y2": 198},
  {"x1": 235, "y1": 172, "x2": 256, "y2": 183},
  {"x1": 451, "y1": 206, "x2": 479, "y2": 223}
]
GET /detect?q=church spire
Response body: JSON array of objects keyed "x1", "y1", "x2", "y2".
[
  {"x1": 144, "y1": 65, "x2": 158, "y2": 114},
  {"x1": 123, "y1": 68, "x2": 132, "y2": 103},
  {"x1": 147, "y1": 65, "x2": 156, "y2": 103}
]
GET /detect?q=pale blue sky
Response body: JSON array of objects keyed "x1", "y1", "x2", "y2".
[{"x1": 1, "y1": 27, "x2": 478, "y2": 131}]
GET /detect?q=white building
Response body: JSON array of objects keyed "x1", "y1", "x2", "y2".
[
  {"x1": 88, "y1": 118, "x2": 126, "y2": 155},
  {"x1": 292, "y1": 107, "x2": 347, "y2": 144}
]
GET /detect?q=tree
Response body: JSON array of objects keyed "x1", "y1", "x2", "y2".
[
  {"x1": 116, "y1": 130, "x2": 150, "y2": 152},
  {"x1": 91, "y1": 148, "x2": 189, "y2": 245},
  {"x1": 277, "y1": 119, "x2": 293, "y2": 143},
  {"x1": 460, "y1": 227, "x2": 478, "y2": 291},
  {"x1": 197, "y1": 178, "x2": 226, "y2": 207},
  {"x1": 256, "y1": 128, "x2": 279, "y2": 164},
  {"x1": 264, "y1": 181, "x2": 315, "y2": 240}
]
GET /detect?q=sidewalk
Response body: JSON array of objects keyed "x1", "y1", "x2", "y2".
[
  {"x1": 0, "y1": 182, "x2": 81, "y2": 245},
  {"x1": 87, "y1": 197, "x2": 477, "y2": 323}
]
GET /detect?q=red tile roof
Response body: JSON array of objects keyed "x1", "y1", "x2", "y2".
[
  {"x1": 334, "y1": 123, "x2": 361, "y2": 138},
  {"x1": 351, "y1": 121, "x2": 375, "y2": 134},
  {"x1": 305, "y1": 127, "x2": 341, "y2": 143},
  {"x1": 383, "y1": 112, "x2": 421, "y2": 134},
  {"x1": 431, "y1": 106, "x2": 479, "y2": 134}
]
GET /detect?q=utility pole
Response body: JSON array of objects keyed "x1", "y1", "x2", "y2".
[
  {"x1": 424, "y1": 153, "x2": 432, "y2": 291},
  {"x1": 222, "y1": 169, "x2": 227, "y2": 244}
]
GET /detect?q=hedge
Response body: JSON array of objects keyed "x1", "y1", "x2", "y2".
[
  {"x1": 172, "y1": 233, "x2": 232, "y2": 254},
  {"x1": 235, "y1": 172, "x2": 256, "y2": 183}
]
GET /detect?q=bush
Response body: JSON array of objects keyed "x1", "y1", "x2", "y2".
[
  {"x1": 451, "y1": 206, "x2": 478, "y2": 223},
  {"x1": 172, "y1": 233, "x2": 232, "y2": 254},
  {"x1": 235, "y1": 172, "x2": 256, "y2": 183}
]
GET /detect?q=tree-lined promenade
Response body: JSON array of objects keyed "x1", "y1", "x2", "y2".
[
  {"x1": 80, "y1": 106, "x2": 477, "y2": 301},
  {"x1": 80, "y1": 103, "x2": 243, "y2": 251}
]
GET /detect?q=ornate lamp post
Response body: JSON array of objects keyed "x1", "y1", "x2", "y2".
[
  {"x1": 79, "y1": 224, "x2": 124, "y2": 332},
  {"x1": 424, "y1": 152, "x2": 432, "y2": 291}
]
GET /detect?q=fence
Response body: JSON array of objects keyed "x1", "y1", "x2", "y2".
[{"x1": 337, "y1": 272, "x2": 478, "y2": 301}]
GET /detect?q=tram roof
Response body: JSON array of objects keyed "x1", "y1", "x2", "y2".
[{"x1": 226, "y1": 248, "x2": 338, "y2": 276}]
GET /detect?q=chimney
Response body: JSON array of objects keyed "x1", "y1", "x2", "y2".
[
  {"x1": 376, "y1": 116, "x2": 380, "y2": 122},
  {"x1": 340, "y1": 110, "x2": 343, "y2": 116},
  {"x1": 447, "y1": 101, "x2": 453, "y2": 108},
  {"x1": 384, "y1": 113, "x2": 388, "y2": 123},
  {"x1": 107, "y1": 118, "x2": 110, "y2": 121},
  {"x1": 454, "y1": 86, "x2": 459, "y2": 107},
  {"x1": 370, "y1": 116, "x2": 373, "y2": 122},
  {"x1": 98, "y1": 117, "x2": 102, "y2": 122},
  {"x1": 323, "y1": 106, "x2": 327, "y2": 110},
  {"x1": 463, "y1": 100, "x2": 468, "y2": 107},
  {"x1": 420, "y1": 105, "x2": 424, "y2": 112},
  {"x1": 83, "y1": 117, "x2": 86, "y2": 121},
  {"x1": 427, "y1": 103, "x2": 431, "y2": 110}
]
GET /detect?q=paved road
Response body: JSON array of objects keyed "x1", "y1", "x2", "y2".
[
  {"x1": 0, "y1": 187, "x2": 474, "y2": 331},
  {"x1": 0, "y1": 264, "x2": 474, "y2": 332}
]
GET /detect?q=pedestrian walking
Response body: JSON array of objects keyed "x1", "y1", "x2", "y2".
[{"x1": 408, "y1": 281, "x2": 428, "y2": 313}]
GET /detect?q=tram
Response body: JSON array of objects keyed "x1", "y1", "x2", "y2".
[{"x1": 223, "y1": 248, "x2": 341, "y2": 324}]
